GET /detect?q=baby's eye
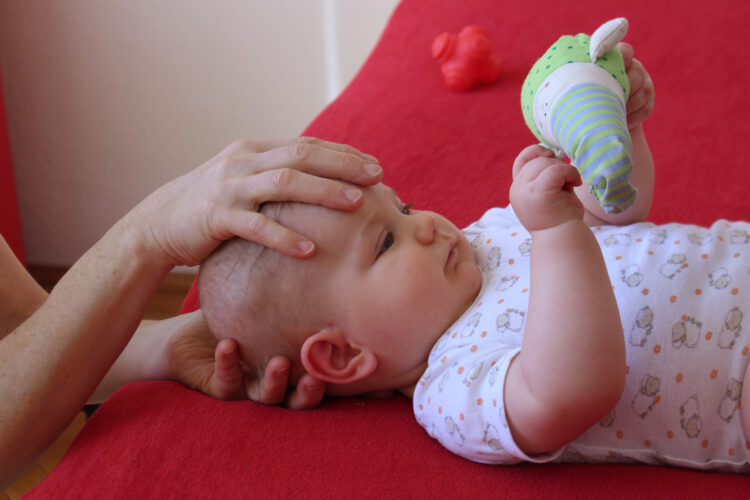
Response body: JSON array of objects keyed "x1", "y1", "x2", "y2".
[
  {"x1": 402, "y1": 203, "x2": 414, "y2": 215},
  {"x1": 378, "y1": 232, "x2": 394, "y2": 257}
]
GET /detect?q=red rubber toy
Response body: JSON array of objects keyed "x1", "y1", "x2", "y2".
[{"x1": 431, "y1": 26, "x2": 501, "y2": 92}]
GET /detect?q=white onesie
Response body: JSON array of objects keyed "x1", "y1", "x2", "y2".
[{"x1": 413, "y1": 207, "x2": 750, "y2": 472}]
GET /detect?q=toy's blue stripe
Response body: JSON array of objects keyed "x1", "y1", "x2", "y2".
[
  {"x1": 584, "y1": 153, "x2": 632, "y2": 185},
  {"x1": 550, "y1": 84, "x2": 624, "y2": 129},
  {"x1": 573, "y1": 130, "x2": 631, "y2": 167},
  {"x1": 562, "y1": 115, "x2": 629, "y2": 155}
]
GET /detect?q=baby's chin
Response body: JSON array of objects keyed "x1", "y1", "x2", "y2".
[
  {"x1": 463, "y1": 258, "x2": 483, "y2": 294},
  {"x1": 455, "y1": 261, "x2": 482, "y2": 321},
  {"x1": 458, "y1": 236, "x2": 483, "y2": 298}
]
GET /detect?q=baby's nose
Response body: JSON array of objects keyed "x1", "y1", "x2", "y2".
[{"x1": 415, "y1": 213, "x2": 437, "y2": 244}]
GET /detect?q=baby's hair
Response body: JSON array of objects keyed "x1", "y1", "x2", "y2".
[{"x1": 198, "y1": 203, "x2": 329, "y2": 380}]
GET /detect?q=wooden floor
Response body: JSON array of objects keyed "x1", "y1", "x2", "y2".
[{"x1": 2, "y1": 269, "x2": 195, "y2": 499}]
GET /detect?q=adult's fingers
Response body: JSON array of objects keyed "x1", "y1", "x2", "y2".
[
  {"x1": 217, "y1": 208, "x2": 316, "y2": 258},
  {"x1": 245, "y1": 357, "x2": 326, "y2": 409},
  {"x1": 238, "y1": 139, "x2": 383, "y2": 186},
  {"x1": 210, "y1": 339, "x2": 244, "y2": 400},
  {"x1": 246, "y1": 356, "x2": 291, "y2": 405},
  {"x1": 285, "y1": 373, "x2": 326, "y2": 410},
  {"x1": 240, "y1": 167, "x2": 371, "y2": 212},
  {"x1": 230, "y1": 137, "x2": 378, "y2": 162},
  {"x1": 252, "y1": 137, "x2": 379, "y2": 162}
]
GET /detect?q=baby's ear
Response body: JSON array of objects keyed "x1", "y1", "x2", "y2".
[{"x1": 300, "y1": 327, "x2": 377, "y2": 384}]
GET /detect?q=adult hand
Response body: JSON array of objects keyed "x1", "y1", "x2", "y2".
[
  {"x1": 166, "y1": 310, "x2": 325, "y2": 409},
  {"x1": 510, "y1": 145, "x2": 584, "y2": 232},
  {"x1": 618, "y1": 42, "x2": 655, "y2": 130},
  {"x1": 129, "y1": 137, "x2": 383, "y2": 268}
]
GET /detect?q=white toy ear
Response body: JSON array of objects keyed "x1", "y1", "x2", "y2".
[{"x1": 590, "y1": 17, "x2": 628, "y2": 62}]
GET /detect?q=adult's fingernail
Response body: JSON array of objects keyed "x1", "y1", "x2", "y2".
[
  {"x1": 363, "y1": 154, "x2": 379, "y2": 163},
  {"x1": 344, "y1": 188, "x2": 362, "y2": 202},
  {"x1": 364, "y1": 163, "x2": 382, "y2": 177},
  {"x1": 297, "y1": 239, "x2": 315, "y2": 255}
]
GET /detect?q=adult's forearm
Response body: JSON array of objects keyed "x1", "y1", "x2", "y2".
[
  {"x1": 0, "y1": 238, "x2": 47, "y2": 340},
  {"x1": 0, "y1": 219, "x2": 171, "y2": 487},
  {"x1": 87, "y1": 319, "x2": 164, "y2": 404}
]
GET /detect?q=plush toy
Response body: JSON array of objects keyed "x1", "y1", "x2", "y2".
[
  {"x1": 432, "y1": 26, "x2": 501, "y2": 92},
  {"x1": 521, "y1": 18, "x2": 636, "y2": 214}
]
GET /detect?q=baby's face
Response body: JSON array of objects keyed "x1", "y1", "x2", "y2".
[{"x1": 285, "y1": 183, "x2": 482, "y2": 391}]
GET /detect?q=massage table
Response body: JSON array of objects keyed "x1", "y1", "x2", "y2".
[{"x1": 29, "y1": 0, "x2": 750, "y2": 496}]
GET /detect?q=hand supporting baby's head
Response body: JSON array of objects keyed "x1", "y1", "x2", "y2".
[{"x1": 199, "y1": 183, "x2": 482, "y2": 397}]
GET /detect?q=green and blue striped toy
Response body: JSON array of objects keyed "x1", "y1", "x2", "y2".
[{"x1": 521, "y1": 18, "x2": 637, "y2": 214}]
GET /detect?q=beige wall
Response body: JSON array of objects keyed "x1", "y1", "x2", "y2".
[{"x1": 0, "y1": 0, "x2": 398, "y2": 266}]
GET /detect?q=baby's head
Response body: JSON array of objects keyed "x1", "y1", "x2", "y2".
[{"x1": 199, "y1": 183, "x2": 482, "y2": 396}]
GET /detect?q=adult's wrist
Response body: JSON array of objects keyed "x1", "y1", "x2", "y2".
[{"x1": 108, "y1": 210, "x2": 176, "y2": 278}]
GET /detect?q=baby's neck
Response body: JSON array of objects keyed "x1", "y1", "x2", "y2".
[{"x1": 398, "y1": 385, "x2": 416, "y2": 399}]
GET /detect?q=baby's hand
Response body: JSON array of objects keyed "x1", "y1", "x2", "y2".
[
  {"x1": 619, "y1": 42, "x2": 655, "y2": 130},
  {"x1": 509, "y1": 145, "x2": 584, "y2": 232}
]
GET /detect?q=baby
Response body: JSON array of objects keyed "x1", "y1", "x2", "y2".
[{"x1": 198, "y1": 59, "x2": 750, "y2": 474}]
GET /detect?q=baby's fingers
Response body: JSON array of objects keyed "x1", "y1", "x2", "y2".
[
  {"x1": 514, "y1": 155, "x2": 569, "y2": 186},
  {"x1": 512, "y1": 145, "x2": 555, "y2": 179},
  {"x1": 626, "y1": 65, "x2": 655, "y2": 128},
  {"x1": 625, "y1": 58, "x2": 648, "y2": 97},
  {"x1": 618, "y1": 42, "x2": 634, "y2": 70},
  {"x1": 539, "y1": 162, "x2": 582, "y2": 192}
]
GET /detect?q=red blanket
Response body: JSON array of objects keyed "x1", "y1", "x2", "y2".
[{"x1": 31, "y1": 0, "x2": 750, "y2": 497}]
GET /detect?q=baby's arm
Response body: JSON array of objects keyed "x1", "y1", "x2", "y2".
[
  {"x1": 505, "y1": 147, "x2": 626, "y2": 455},
  {"x1": 576, "y1": 43, "x2": 655, "y2": 227}
]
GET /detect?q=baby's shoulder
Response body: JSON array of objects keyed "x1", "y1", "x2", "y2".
[{"x1": 464, "y1": 206, "x2": 522, "y2": 232}]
